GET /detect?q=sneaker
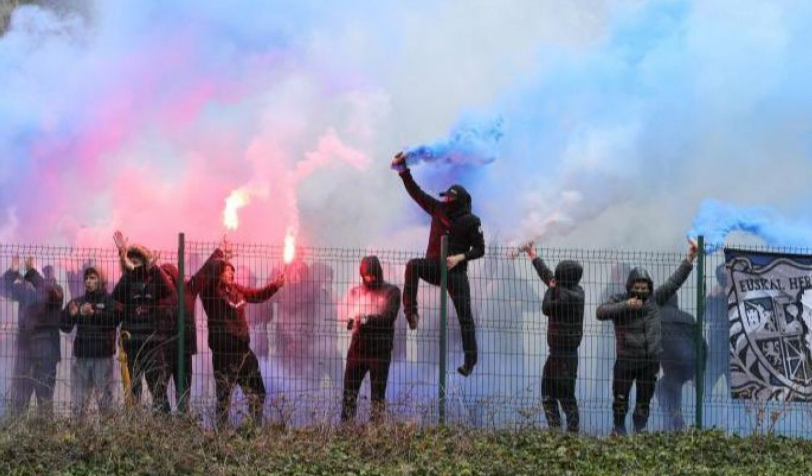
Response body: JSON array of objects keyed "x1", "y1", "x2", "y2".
[
  {"x1": 457, "y1": 363, "x2": 475, "y2": 377},
  {"x1": 406, "y1": 312, "x2": 419, "y2": 330}
]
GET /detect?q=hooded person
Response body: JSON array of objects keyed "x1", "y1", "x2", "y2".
[
  {"x1": 197, "y1": 239, "x2": 284, "y2": 426},
  {"x1": 523, "y1": 244, "x2": 585, "y2": 433},
  {"x1": 61, "y1": 265, "x2": 121, "y2": 416},
  {"x1": 657, "y1": 294, "x2": 702, "y2": 431},
  {"x1": 2, "y1": 256, "x2": 64, "y2": 415},
  {"x1": 340, "y1": 256, "x2": 401, "y2": 423},
  {"x1": 391, "y1": 152, "x2": 485, "y2": 377},
  {"x1": 111, "y1": 234, "x2": 176, "y2": 412},
  {"x1": 596, "y1": 240, "x2": 698, "y2": 435},
  {"x1": 159, "y1": 259, "x2": 213, "y2": 414}
]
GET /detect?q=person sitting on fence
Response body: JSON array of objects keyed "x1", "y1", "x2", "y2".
[
  {"x1": 61, "y1": 265, "x2": 121, "y2": 416},
  {"x1": 112, "y1": 231, "x2": 176, "y2": 412},
  {"x1": 522, "y1": 243, "x2": 584, "y2": 433},
  {"x1": 391, "y1": 152, "x2": 485, "y2": 377},
  {"x1": 340, "y1": 256, "x2": 401, "y2": 423},
  {"x1": 657, "y1": 294, "x2": 703, "y2": 431},
  {"x1": 597, "y1": 239, "x2": 698, "y2": 435},
  {"x1": 1, "y1": 255, "x2": 64, "y2": 416},
  {"x1": 197, "y1": 237, "x2": 284, "y2": 426}
]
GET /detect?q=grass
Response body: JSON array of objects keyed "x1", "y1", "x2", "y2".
[{"x1": 1, "y1": 410, "x2": 811, "y2": 476}]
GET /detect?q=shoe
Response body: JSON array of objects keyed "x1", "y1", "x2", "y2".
[
  {"x1": 406, "y1": 312, "x2": 419, "y2": 330},
  {"x1": 457, "y1": 363, "x2": 475, "y2": 377},
  {"x1": 610, "y1": 425, "x2": 627, "y2": 437}
]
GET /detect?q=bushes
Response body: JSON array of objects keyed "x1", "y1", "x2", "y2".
[{"x1": 1, "y1": 411, "x2": 810, "y2": 476}]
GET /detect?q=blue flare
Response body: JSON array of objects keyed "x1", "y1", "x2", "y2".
[
  {"x1": 689, "y1": 199, "x2": 812, "y2": 252},
  {"x1": 395, "y1": 116, "x2": 504, "y2": 170}
]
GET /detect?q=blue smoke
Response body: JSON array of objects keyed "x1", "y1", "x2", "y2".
[
  {"x1": 689, "y1": 199, "x2": 812, "y2": 252},
  {"x1": 397, "y1": 116, "x2": 504, "y2": 169}
]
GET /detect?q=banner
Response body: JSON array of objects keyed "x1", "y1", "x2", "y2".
[{"x1": 725, "y1": 248, "x2": 812, "y2": 401}]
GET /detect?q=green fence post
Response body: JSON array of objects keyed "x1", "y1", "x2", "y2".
[
  {"x1": 695, "y1": 235, "x2": 706, "y2": 430},
  {"x1": 439, "y1": 235, "x2": 449, "y2": 425},
  {"x1": 177, "y1": 233, "x2": 186, "y2": 409}
]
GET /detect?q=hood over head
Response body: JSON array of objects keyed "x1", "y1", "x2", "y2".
[
  {"x1": 360, "y1": 255, "x2": 384, "y2": 289},
  {"x1": 554, "y1": 260, "x2": 583, "y2": 287},
  {"x1": 83, "y1": 265, "x2": 108, "y2": 288}
]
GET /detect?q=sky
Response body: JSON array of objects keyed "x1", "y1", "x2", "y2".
[{"x1": 1, "y1": 0, "x2": 811, "y2": 252}]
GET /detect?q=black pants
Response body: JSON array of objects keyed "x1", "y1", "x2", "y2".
[
  {"x1": 124, "y1": 338, "x2": 170, "y2": 412},
  {"x1": 612, "y1": 358, "x2": 660, "y2": 433},
  {"x1": 168, "y1": 350, "x2": 194, "y2": 413},
  {"x1": 212, "y1": 346, "x2": 266, "y2": 424},
  {"x1": 11, "y1": 355, "x2": 58, "y2": 415},
  {"x1": 657, "y1": 359, "x2": 694, "y2": 431},
  {"x1": 341, "y1": 353, "x2": 391, "y2": 422},
  {"x1": 404, "y1": 258, "x2": 477, "y2": 368},
  {"x1": 541, "y1": 352, "x2": 579, "y2": 432}
]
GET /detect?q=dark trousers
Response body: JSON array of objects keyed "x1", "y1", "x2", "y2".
[
  {"x1": 404, "y1": 258, "x2": 477, "y2": 368},
  {"x1": 541, "y1": 352, "x2": 579, "y2": 432},
  {"x1": 124, "y1": 338, "x2": 170, "y2": 412},
  {"x1": 212, "y1": 346, "x2": 266, "y2": 424},
  {"x1": 657, "y1": 359, "x2": 694, "y2": 431},
  {"x1": 168, "y1": 350, "x2": 194, "y2": 413},
  {"x1": 11, "y1": 355, "x2": 58, "y2": 414},
  {"x1": 612, "y1": 358, "x2": 660, "y2": 433},
  {"x1": 341, "y1": 353, "x2": 391, "y2": 422}
]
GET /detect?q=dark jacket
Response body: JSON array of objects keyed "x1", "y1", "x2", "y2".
[
  {"x1": 532, "y1": 258, "x2": 585, "y2": 353},
  {"x1": 112, "y1": 264, "x2": 176, "y2": 342},
  {"x1": 159, "y1": 261, "x2": 213, "y2": 355},
  {"x1": 199, "y1": 249, "x2": 282, "y2": 352},
  {"x1": 399, "y1": 169, "x2": 485, "y2": 269},
  {"x1": 61, "y1": 267, "x2": 120, "y2": 358},
  {"x1": 596, "y1": 260, "x2": 694, "y2": 359},
  {"x1": 3, "y1": 268, "x2": 64, "y2": 362},
  {"x1": 660, "y1": 295, "x2": 699, "y2": 369},
  {"x1": 347, "y1": 256, "x2": 401, "y2": 357}
]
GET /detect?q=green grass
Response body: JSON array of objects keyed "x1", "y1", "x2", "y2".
[{"x1": 1, "y1": 411, "x2": 811, "y2": 476}]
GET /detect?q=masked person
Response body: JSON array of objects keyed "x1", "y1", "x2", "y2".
[
  {"x1": 61, "y1": 265, "x2": 120, "y2": 416},
  {"x1": 391, "y1": 152, "x2": 485, "y2": 376},
  {"x1": 112, "y1": 231, "x2": 176, "y2": 412},
  {"x1": 597, "y1": 239, "x2": 698, "y2": 435},
  {"x1": 523, "y1": 244, "x2": 584, "y2": 433},
  {"x1": 2, "y1": 256, "x2": 64, "y2": 415},
  {"x1": 198, "y1": 238, "x2": 284, "y2": 426},
  {"x1": 340, "y1": 256, "x2": 401, "y2": 423}
]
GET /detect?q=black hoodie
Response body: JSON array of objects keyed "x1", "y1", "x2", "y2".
[
  {"x1": 399, "y1": 169, "x2": 485, "y2": 269},
  {"x1": 346, "y1": 256, "x2": 401, "y2": 356},
  {"x1": 532, "y1": 258, "x2": 585, "y2": 352},
  {"x1": 61, "y1": 266, "x2": 121, "y2": 358},
  {"x1": 596, "y1": 260, "x2": 694, "y2": 359}
]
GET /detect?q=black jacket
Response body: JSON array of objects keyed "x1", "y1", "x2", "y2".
[
  {"x1": 112, "y1": 264, "x2": 176, "y2": 342},
  {"x1": 660, "y1": 295, "x2": 699, "y2": 368},
  {"x1": 399, "y1": 169, "x2": 485, "y2": 269},
  {"x1": 199, "y1": 249, "x2": 281, "y2": 352},
  {"x1": 346, "y1": 256, "x2": 401, "y2": 357},
  {"x1": 3, "y1": 268, "x2": 64, "y2": 362},
  {"x1": 61, "y1": 287, "x2": 120, "y2": 358},
  {"x1": 532, "y1": 258, "x2": 585, "y2": 353},
  {"x1": 596, "y1": 260, "x2": 694, "y2": 359}
]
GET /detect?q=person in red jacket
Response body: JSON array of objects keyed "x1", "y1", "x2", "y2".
[{"x1": 198, "y1": 238, "x2": 284, "y2": 426}]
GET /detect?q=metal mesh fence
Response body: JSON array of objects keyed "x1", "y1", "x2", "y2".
[{"x1": 1, "y1": 239, "x2": 810, "y2": 437}]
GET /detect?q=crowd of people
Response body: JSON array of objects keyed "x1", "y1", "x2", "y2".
[{"x1": 0, "y1": 154, "x2": 709, "y2": 435}]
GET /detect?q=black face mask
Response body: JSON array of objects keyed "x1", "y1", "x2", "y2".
[{"x1": 630, "y1": 290, "x2": 650, "y2": 301}]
